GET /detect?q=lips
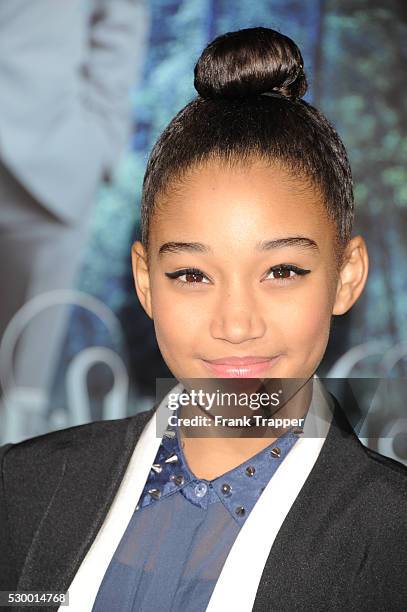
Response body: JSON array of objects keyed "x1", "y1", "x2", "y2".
[{"x1": 201, "y1": 355, "x2": 281, "y2": 377}]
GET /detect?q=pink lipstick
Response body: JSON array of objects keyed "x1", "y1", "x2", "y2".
[{"x1": 200, "y1": 355, "x2": 281, "y2": 377}]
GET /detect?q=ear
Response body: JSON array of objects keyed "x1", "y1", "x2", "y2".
[
  {"x1": 333, "y1": 235, "x2": 369, "y2": 315},
  {"x1": 131, "y1": 241, "x2": 153, "y2": 319}
]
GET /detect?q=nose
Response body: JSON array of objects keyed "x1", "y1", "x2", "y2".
[{"x1": 209, "y1": 282, "x2": 266, "y2": 343}]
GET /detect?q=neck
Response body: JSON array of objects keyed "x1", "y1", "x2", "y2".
[{"x1": 178, "y1": 378, "x2": 313, "y2": 480}]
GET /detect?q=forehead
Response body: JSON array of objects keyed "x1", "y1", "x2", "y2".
[{"x1": 151, "y1": 158, "x2": 334, "y2": 255}]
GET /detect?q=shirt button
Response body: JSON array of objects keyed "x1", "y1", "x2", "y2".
[{"x1": 194, "y1": 482, "x2": 208, "y2": 497}]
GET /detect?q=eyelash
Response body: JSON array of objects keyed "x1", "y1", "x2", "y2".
[{"x1": 164, "y1": 264, "x2": 311, "y2": 288}]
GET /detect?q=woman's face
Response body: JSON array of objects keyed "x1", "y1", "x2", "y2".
[{"x1": 133, "y1": 158, "x2": 367, "y2": 382}]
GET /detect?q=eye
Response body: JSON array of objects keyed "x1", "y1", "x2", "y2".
[
  {"x1": 265, "y1": 264, "x2": 311, "y2": 284},
  {"x1": 165, "y1": 267, "x2": 211, "y2": 288},
  {"x1": 165, "y1": 264, "x2": 311, "y2": 289}
]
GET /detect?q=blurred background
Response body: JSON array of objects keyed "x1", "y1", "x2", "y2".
[{"x1": 0, "y1": 0, "x2": 406, "y2": 464}]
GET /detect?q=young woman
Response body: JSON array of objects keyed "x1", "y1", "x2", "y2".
[{"x1": 1, "y1": 27, "x2": 406, "y2": 612}]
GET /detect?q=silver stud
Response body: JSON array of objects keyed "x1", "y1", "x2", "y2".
[
  {"x1": 164, "y1": 453, "x2": 178, "y2": 464},
  {"x1": 172, "y1": 474, "x2": 184, "y2": 486},
  {"x1": 135, "y1": 504, "x2": 140, "y2": 511},
  {"x1": 148, "y1": 488, "x2": 161, "y2": 500},
  {"x1": 221, "y1": 483, "x2": 232, "y2": 495},
  {"x1": 270, "y1": 447, "x2": 281, "y2": 458},
  {"x1": 163, "y1": 429, "x2": 176, "y2": 438},
  {"x1": 245, "y1": 466, "x2": 256, "y2": 476},
  {"x1": 151, "y1": 463, "x2": 162, "y2": 474},
  {"x1": 235, "y1": 506, "x2": 246, "y2": 516}
]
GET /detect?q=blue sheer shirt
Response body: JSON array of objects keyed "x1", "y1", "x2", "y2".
[{"x1": 92, "y1": 409, "x2": 300, "y2": 612}]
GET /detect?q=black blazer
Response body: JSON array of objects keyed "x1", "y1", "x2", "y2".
[{"x1": 1, "y1": 395, "x2": 407, "y2": 612}]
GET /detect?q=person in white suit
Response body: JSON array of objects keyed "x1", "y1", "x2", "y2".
[{"x1": 0, "y1": 0, "x2": 149, "y2": 401}]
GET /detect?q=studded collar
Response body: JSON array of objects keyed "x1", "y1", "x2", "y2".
[{"x1": 135, "y1": 409, "x2": 300, "y2": 524}]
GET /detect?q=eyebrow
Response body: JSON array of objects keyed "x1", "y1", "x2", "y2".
[
  {"x1": 257, "y1": 237, "x2": 319, "y2": 252},
  {"x1": 158, "y1": 236, "x2": 319, "y2": 257}
]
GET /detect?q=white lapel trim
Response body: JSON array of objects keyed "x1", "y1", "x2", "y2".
[
  {"x1": 61, "y1": 381, "x2": 185, "y2": 611},
  {"x1": 206, "y1": 374, "x2": 334, "y2": 611},
  {"x1": 62, "y1": 376, "x2": 333, "y2": 611}
]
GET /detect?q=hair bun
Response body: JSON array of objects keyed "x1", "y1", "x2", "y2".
[{"x1": 194, "y1": 27, "x2": 307, "y2": 101}]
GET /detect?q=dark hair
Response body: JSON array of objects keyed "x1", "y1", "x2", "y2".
[{"x1": 141, "y1": 27, "x2": 354, "y2": 266}]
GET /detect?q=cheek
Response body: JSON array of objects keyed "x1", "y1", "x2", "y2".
[
  {"x1": 151, "y1": 285, "x2": 206, "y2": 367},
  {"x1": 279, "y1": 278, "x2": 333, "y2": 367}
]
